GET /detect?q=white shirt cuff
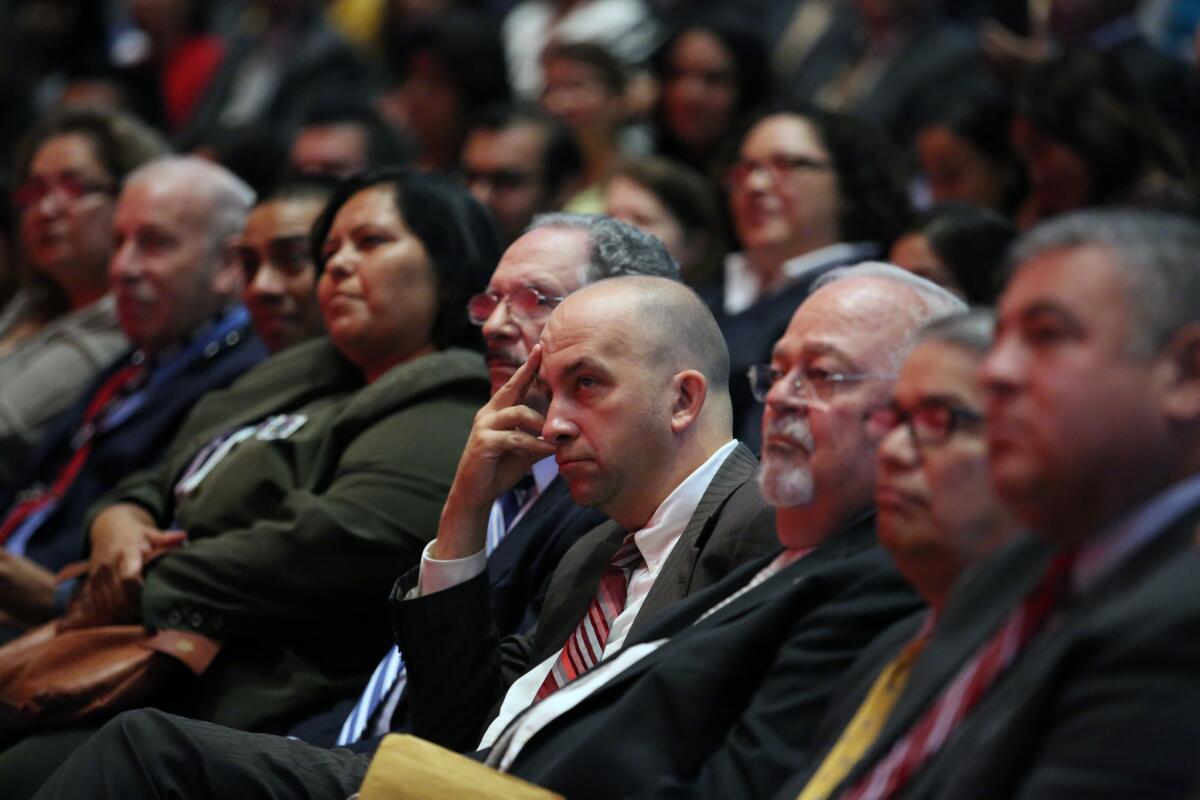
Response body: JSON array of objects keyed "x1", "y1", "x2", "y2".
[{"x1": 416, "y1": 539, "x2": 487, "y2": 596}]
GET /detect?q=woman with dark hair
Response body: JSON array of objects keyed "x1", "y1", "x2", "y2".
[
  {"x1": 603, "y1": 155, "x2": 728, "y2": 287},
  {"x1": 915, "y1": 91, "x2": 1024, "y2": 215},
  {"x1": 382, "y1": 10, "x2": 511, "y2": 173},
  {"x1": 890, "y1": 203, "x2": 1016, "y2": 305},
  {"x1": 652, "y1": 14, "x2": 772, "y2": 182},
  {"x1": 0, "y1": 107, "x2": 167, "y2": 483},
  {"x1": 49, "y1": 169, "x2": 496, "y2": 740},
  {"x1": 1011, "y1": 48, "x2": 1197, "y2": 228}
]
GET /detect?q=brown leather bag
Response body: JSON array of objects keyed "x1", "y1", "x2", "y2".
[{"x1": 0, "y1": 564, "x2": 219, "y2": 736}]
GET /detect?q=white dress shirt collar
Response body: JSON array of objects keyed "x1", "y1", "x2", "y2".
[{"x1": 722, "y1": 242, "x2": 880, "y2": 316}]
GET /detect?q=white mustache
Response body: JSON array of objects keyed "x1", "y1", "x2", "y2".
[{"x1": 764, "y1": 413, "x2": 813, "y2": 452}]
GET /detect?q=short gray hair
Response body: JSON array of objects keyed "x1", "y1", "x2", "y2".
[
  {"x1": 1008, "y1": 210, "x2": 1200, "y2": 355},
  {"x1": 813, "y1": 261, "x2": 970, "y2": 367},
  {"x1": 126, "y1": 156, "x2": 256, "y2": 250},
  {"x1": 918, "y1": 309, "x2": 995, "y2": 354},
  {"x1": 527, "y1": 212, "x2": 680, "y2": 283}
]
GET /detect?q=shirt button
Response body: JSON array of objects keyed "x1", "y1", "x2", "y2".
[
  {"x1": 225, "y1": 330, "x2": 240, "y2": 346},
  {"x1": 167, "y1": 609, "x2": 182, "y2": 626},
  {"x1": 189, "y1": 611, "x2": 204, "y2": 628}
]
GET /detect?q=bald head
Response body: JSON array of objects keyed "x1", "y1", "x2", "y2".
[{"x1": 537, "y1": 276, "x2": 733, "y2": 528}]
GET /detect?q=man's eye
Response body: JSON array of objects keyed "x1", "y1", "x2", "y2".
[
  {"x1": 803, "y1": 367, "x2": 834, "y2": 384},
  {"x1": 577, "y1": 376, "x2": 597, "y2": 390}
]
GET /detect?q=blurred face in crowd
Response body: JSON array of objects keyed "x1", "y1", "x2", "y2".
[
  {"x1": 18, "y1": 132, "x2": 117, "y2": 292},
  {"x1": 760, "y1": 277, "x2": 911, "y2": 547},
  {"x1": 541, "y1": 56, "x2": 623, "y2": 141},
  {"x1": 110, "y1": 170, "x2": 241, "y2": 353},
  {"x1": 730, "y1": 114, "x2": 841, "y2": 267},
  {"x1": 463, "y1": 123, "x2": 555, "y2": 246},
  {"x1": 876, "y1": 338, "x2": 1013, "y2": 604},
  {"x1": 1010, "y1": 117, "x2": 1092, "y2": 220},
  {"x1": 398, "y1": 49, "x2": 463, "y2": 165},
  {"x1": 661, "y1": 29, "x2": 739, "y2": 153},
  {"x1": 236, "y1": 196, "x2": 327, "y2": 353},
  {"x1": 289, "y1": 123, "x2": 370, "y2": 178},
  {"x1": 537, "y1": 284, "x2": 682, "y2": 528},
  {"x1": 476, "y1": 226, "x2": 588, "y2": 407},
  {"x1": 889, "y1": 233, "x2": 966, "y2": 299},
  {"x1": 318, "y1": 184, "x2": 439, "y2": 381},
  {"x1": 917, "y1": 125, "x2": 1009, "y2": 211},
  {"x1": 982, "y1": 245, "x2": 1171, "y2": 544},
  {"x1": 604, "y1": 175, "x2": 692, "y2": 268}
]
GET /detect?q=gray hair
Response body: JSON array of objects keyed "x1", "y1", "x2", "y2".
[
  {"x1": 527, "y1": 212, "x2": 680, "y2": 283},
  {"x1": 125, "y1": 156, "x2": 257, "y2": 250},
  {"x1": 918, "y1": 309, "x2": 995, "y2": 354},
  {"x1": 1008, "y1": 210, "x2": 1200, "y2": 356},
  {"x1": 813, "y1": 261, "x2": 970, "y2": 367}
]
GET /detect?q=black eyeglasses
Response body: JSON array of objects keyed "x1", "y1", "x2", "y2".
[
  {"x1": 747, "y1": 364, "x2": 894, "y2": 404},
  {"x1": 468, "y1": 286, "x2": 566, "y2": 325},
  {"x1": 867, "y1": 400, "x2": 984, "y2": 446},
  {"x1": 14, "y1": 175, "x2": 114, "y2": 209},
  {"x1": 727, "y1": 154, "x2": 832, "y2": 188}
]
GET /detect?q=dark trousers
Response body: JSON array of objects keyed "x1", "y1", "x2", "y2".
[{"x1": 31, "y1": 709, "x2": 372, "y2": 800}]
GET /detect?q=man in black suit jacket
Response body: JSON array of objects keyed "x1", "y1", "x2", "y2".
[
  {"x1": 30, "y1": 265, "x2": 965, "y2": 800},
  {"x1": 806, "y1": 210, "x2": 1200, "y2": 799}
]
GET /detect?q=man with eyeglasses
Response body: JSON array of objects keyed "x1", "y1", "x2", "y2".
[
  {"x1": 714, "y1": 110, "x2": 911, "y2": 452},
  {"x1": 461, "y1": 104, "x2": 583, "y2": 246},
  {"x1": 775, "y1": 309, "x2": 1023, "y2": 799}
]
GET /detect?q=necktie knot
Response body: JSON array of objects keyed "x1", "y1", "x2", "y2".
[{"x1": 610, "y1": 532, "x2": 643, "y2": 572}]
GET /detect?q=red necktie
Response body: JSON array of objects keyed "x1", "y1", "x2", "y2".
[
  {"x1": 535, "y1": 532, "x2": 643, "y2": 700},
  {"x1": 0, "y1": 362, "x2": 144, "y2": 546},
  {"x1": 842, "y1": 551, "x2": 1076, "y2": 800}
]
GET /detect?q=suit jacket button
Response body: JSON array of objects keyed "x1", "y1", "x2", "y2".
[
  {"x1": 189, "y1": 611, "x2": 204, "y2": 628},
  {"x1": 167, "y1": 609, "x2": 183, "y2": 626}
]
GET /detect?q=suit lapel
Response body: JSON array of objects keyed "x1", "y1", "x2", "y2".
[{"x1": 628, "y1": 443, "x2": 758, "y2": 637}]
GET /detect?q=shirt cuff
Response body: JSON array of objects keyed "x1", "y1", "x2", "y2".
[{"x1": 416, "y1": 539, "x2": 486, "y2": 596}]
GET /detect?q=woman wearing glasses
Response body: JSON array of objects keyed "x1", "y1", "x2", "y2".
[{"x1": 0, "y1": 108, "x2": 166, "y2": 484}]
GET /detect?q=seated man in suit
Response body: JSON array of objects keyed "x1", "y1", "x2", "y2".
[
  {"x1": 780, "y1": 309, "x2": 1023, "y2": 799},
  {"x1": 0, "y1": 156, "x2": 266, "y2": 633},
  {"x1": 810, "y1": 210, "x2": 1200, "y2": 798},
  {"x1": 32, "y1": 263, "x2": 963, "y2": 799},
  {"x1": 292, "y1": 213, "x2": 669, "y2": 748}
]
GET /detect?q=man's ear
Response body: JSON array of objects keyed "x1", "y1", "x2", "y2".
[
  {"x1": 670, "y1": 370, "x2": 708, "y2": 433},
  {"x1": 1161, "y1": 323, "x2": 1200, "y2": 422}
]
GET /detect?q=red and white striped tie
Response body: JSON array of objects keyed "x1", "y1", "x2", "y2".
[{"x1": 536, "y1": 532, "x2": 643, "y2": 700}]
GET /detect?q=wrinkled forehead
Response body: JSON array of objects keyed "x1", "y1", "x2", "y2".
[
  {"x1": 775, "y1": 279, "x2": 918, "y2": 368},
  {"x1": 491, "y1": 228, "x2": 589, "y2": 293}
]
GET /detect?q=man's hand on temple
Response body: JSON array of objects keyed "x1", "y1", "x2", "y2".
[{"x1": 435, "y1": 345, "x2": 554, "y2": 561}]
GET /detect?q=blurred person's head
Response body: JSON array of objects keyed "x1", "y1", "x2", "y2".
[
  {"x1": 110, "y1": 157, "x2": 252, "y2": 354},
  {"x1": 890, "y1": 203, "x2": 1016, "y2": 305},
  {"x1": 1011, "y1": 49, "x2": 1195, "y2": 224},
  {"x1": 756, "y1": 263, "x2": 966, "y2": 547},
  {"x1": 652, "y1": 15, "x2": 770, "y2": 161},
  {"x1": 235, "y1": 175, "x2": 337, "y2": 352},
  {"x1": 473, "y1": 212, "x2": 678, "y2": 406},
  {"x1": 386, "y1": 10, "x2": 511, "y2": 171},
  {"x1": 461, "y1": 103, "x2": 583, "y2": 246},
  {"x1": 603, "y1": 156, "x2": 727, "y2": 286},
  {"x1": 983, "y1": 211, "x2": 1200, "y2": 546},
  {"x1": 288, "y1": 100, "x2": 409, "y2": 178},
  {"x1": 729, "y1": 110, "x2": 910, "y2": 286},
  {"x1": 311, "y1": 169, "x2": 499, "y2": 380},
  {"x1": 916, "y1": 91, "x2": 1024, "y2": 214},
  {"x1": 13, "y1": 106, "x2": 168, "y2": 310},
  {"x1": 540, "y1": 42, "x2": 627, "y2": 160},
  {"x1": 185, "y1": 123, "x2": 288, "y2": 199},
  {"x1": 874, "y1": 310, "x2": 1020, "y2": 609}
]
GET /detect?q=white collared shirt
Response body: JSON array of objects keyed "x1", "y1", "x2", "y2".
[
  {"x1": 477, "y1": 439, "x2": 740, "y2": 748},
  {"x1": 722, "y1": 242, "x2": 880, "y2": 316}
]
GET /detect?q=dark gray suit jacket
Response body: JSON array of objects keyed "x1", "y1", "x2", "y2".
[
  {"x1": 819, "y1": 503, "x2": 1200, "y2": 799},
  {"x1": 503, "y1": 513, "x2": 923, "y2": 799},
  {"x1": 390, "y1": 443, "x2": 778, "y2": 752}
]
